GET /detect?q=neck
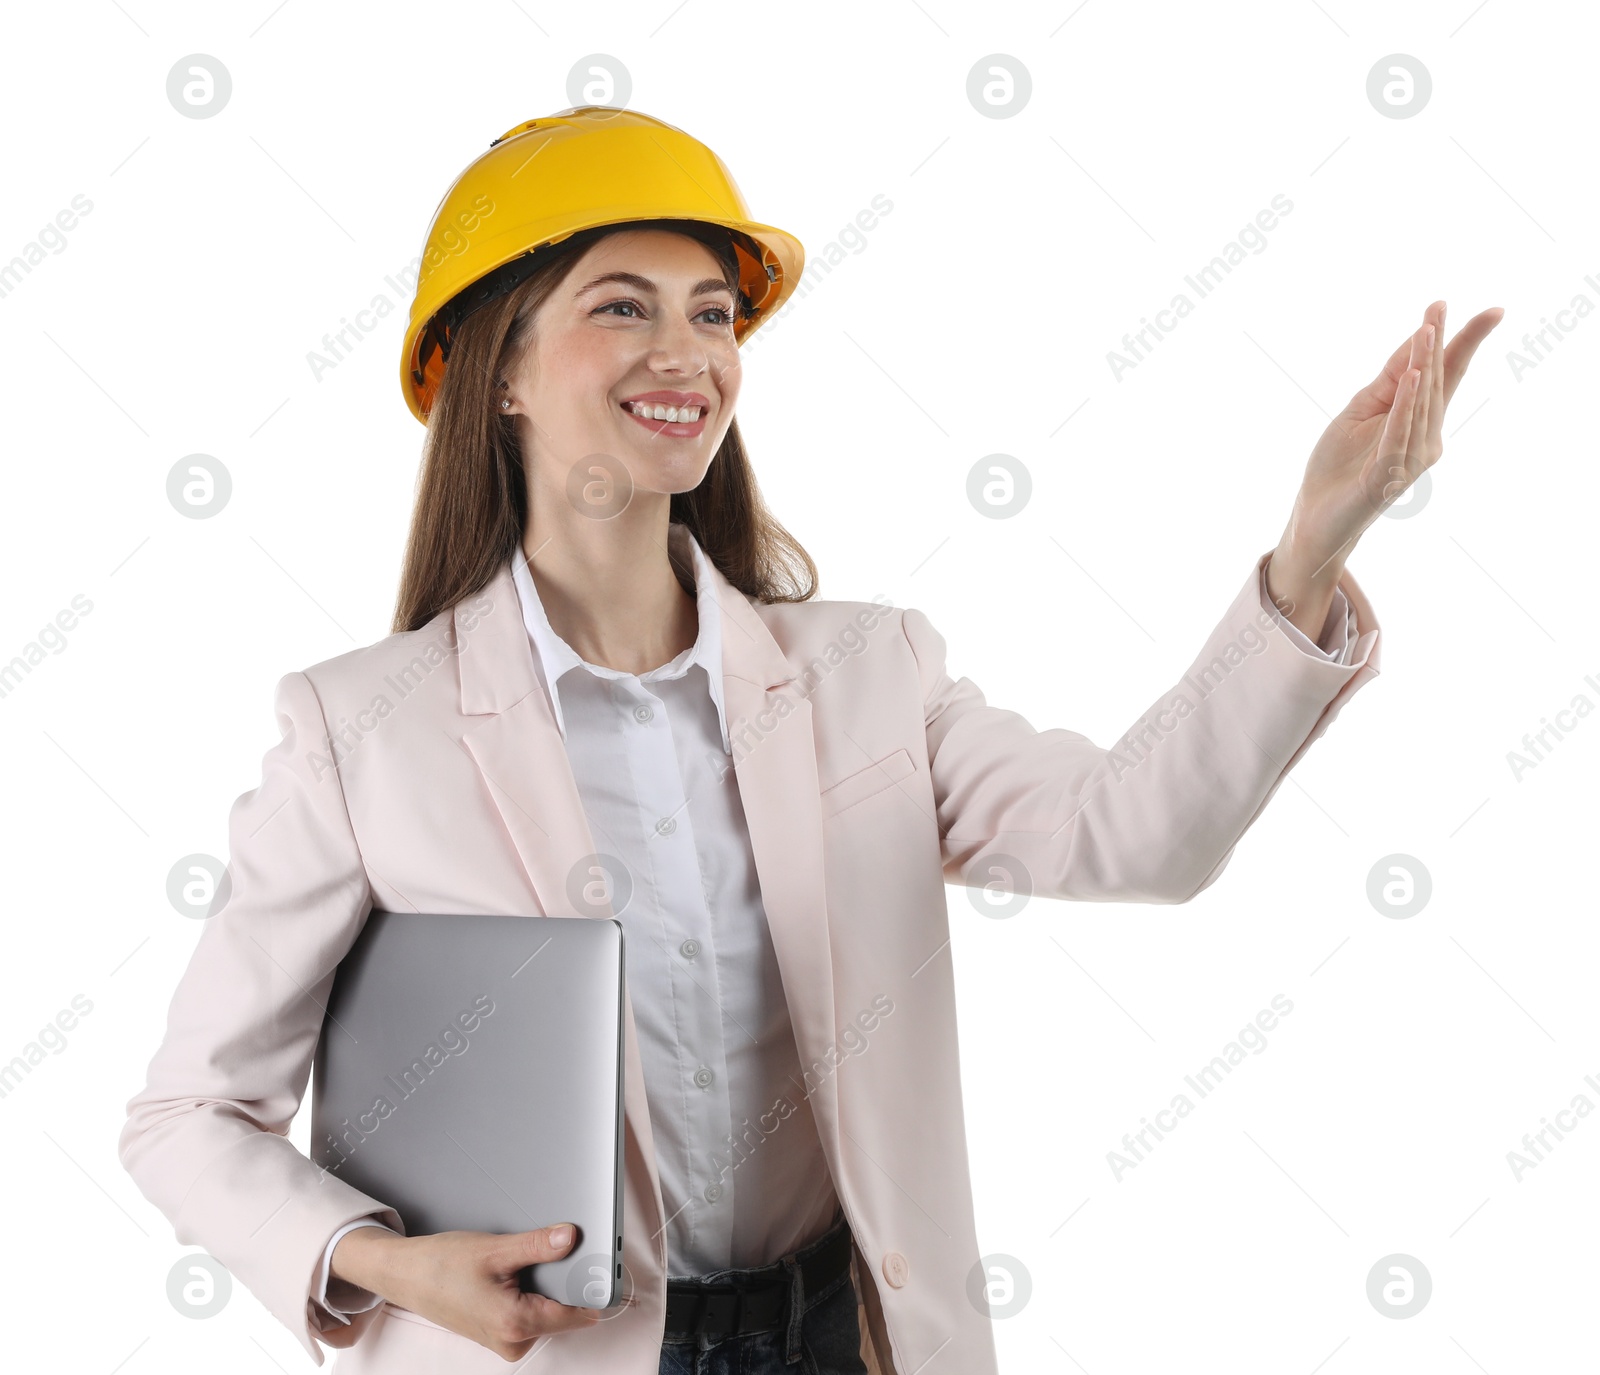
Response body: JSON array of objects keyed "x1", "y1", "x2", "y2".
[{"x1": 520, "y1": 498, "x2": 698, "y2": 674}]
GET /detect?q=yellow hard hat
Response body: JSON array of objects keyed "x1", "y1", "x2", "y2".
[{"x1": 400, "y1": 106, "x2": 806, "y2": 424}]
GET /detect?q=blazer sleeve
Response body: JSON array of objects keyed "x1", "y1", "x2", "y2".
[
  {"x1": 904, "y1": 549, "x2": 1381, "y2": 905},
  {"x1": 117, "y1": 669, "x2": 407, "y2": 1366}
]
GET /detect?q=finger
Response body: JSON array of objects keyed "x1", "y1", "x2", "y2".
[
  {"x1": 1374, "y1": 367, "x2": 1422, "y2": 509},
  {"x1": 1441, "y1": 305, "x2": 1506, "y2": 406},
  {"x1": 491, "y1": 1293, "x2": 603, "y2": 1357},
  {"x1": 1404, "y1": 321, "x2": 1431, "y2": 482},
  {"x1": 1356, "y1": 305, "x2": 1437, "y2": 413},
  {"x1": 1424, "y1": 301, "x2": 1446, "y2": 462},
  {"x1": 514, "y1": 1290, "x2": 606, "y2": 1332},
  {"x1": 1409, "y1": 317, "x2": 1435, "y2": 478}
]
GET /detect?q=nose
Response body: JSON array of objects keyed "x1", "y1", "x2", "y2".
[{"x1": 645, "y1": 308, "x2": 711, "y2": 380}]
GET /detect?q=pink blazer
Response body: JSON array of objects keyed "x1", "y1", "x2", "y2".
[{"x1": 119, "y1": 547, "x2": 1379, "y2": 1374}]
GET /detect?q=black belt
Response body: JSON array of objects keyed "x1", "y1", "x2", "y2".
[{"x1": 663, "y1": 1220, "x2": 853, "y2": 1339}]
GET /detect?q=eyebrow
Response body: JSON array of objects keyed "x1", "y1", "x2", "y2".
[{"x1": 573, "y1": 270, "x2": 734, "y2": 300}]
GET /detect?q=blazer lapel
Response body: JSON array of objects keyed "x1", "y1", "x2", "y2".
[
  {"x1": 454, "y1": 561, "x2": 597, "y2": 915},
  {"x1": 709, "y1": 564, "x2": 845, "y2": 1181}
]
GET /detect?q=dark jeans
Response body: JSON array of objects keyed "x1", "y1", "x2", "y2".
[{"x1": 659, "y1": 1217, "x2": 870, "y2": 1374}]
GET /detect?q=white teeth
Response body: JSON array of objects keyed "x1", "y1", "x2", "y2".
[{"x1": 625, "y1": 402, "x2": 701, "y2": 422}]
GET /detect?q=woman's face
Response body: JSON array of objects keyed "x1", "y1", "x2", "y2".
[{"x1": 502, "y1": 228, "x2": 744, "y2": 504}]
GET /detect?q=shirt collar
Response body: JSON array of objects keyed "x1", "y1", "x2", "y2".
[{"x1": 509, "y1": 521, "x2": 730, "y2": 754}]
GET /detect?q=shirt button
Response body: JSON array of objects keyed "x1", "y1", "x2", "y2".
[
  {"x1": 632, "y1": 704, "x2": 654, "y2": 723},
  {"x1": 693, "y1": 1065, "x2": 714, "y2": 1089},
  {"x1": 704, "y1": 1183, "x2": 723, "y2": 1203},
  {"x1": 679, "y1": 938, "x2": 700, "y2": 959},
  {"x1": 656, "y1": 816, "x2": 677, "y2": 836},
  {"x1": 881, "y1": 1251, "x2": 910, "y2": 1289}
]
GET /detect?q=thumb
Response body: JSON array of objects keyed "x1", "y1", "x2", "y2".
[
  {"x1": 490, "y1": 1223, "x2": 581, "y2": 1275},
  {"x1": 519, "y1": 1222, "x2": 579, "y2": 1263}
]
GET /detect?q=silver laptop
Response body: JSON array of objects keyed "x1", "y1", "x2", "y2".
[{"x1": 310, "y1": 911, "x2": 625, "y2": 1308}]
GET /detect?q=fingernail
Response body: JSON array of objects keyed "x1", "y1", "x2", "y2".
[{"x1": 550, "y1": 1224, "x2": 573, "y2": 1248}]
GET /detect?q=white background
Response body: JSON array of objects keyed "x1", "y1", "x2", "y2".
[{"x1": 1, "y1": 1, "x2": 1594, "y2": 1370}]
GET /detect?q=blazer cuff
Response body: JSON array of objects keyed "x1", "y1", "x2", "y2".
[{"x1": 1257, "y1": 562, "x2": 1355, "y2": 665}]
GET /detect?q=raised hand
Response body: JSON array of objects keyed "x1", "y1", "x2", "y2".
[{"x1": 1266, "y1": 300, "x2": 1504, "y2": 636}]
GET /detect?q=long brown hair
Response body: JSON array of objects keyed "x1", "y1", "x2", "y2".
[{"x1": 391, "y1": 218, "x2": 818, "y2": 634}]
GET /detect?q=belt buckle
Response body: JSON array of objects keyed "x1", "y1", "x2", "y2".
[{"x1": 699, "y1": 1286, "x2": 741, "y2": 1335}]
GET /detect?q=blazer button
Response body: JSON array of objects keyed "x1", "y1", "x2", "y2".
[{"x1": 881, "y1": 1251, "x2": 910, "y2": 1289}]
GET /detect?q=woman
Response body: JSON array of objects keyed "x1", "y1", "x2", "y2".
[{"x1": 119, "y1": 107, "x2": 1502, "y2": 1375}]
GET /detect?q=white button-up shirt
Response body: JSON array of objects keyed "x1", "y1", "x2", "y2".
[
  {"x1": 312, "y1": 531, "x2": 1355, "y2": 1322},
  {"x1": 505, "y1": 520, "x2": 844, "y2": 1280}
]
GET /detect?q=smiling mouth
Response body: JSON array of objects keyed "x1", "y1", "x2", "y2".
[
  {"x1": 618, "y1": 399, "x2": 709, "y2": 436},
  {"x1": 620, "y1": 400, "x2": 705, "y2": 423}
]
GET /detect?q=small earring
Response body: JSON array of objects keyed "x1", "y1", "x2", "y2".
[{"x1": 500, "y1": 398, "x2": 511, "y2": 410}]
